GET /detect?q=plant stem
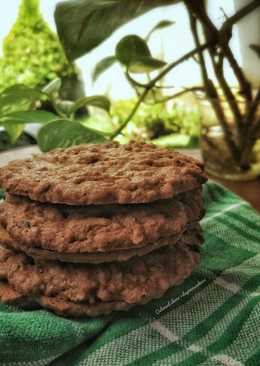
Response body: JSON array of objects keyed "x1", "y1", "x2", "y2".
[
  {"x1": 145, "y1": 86, "x2": 204, "y2": 104},
  {"x1": 49, "y1": 96, "x2": 67, "y2": 119},
  {"x1": 245, "y1": 88, "x2": 260, "y2": 125},
  {"x1": 187, "y1": 0, "x2": 255, "y2": 107},
  {"x1": 188, "y1": 1, "x2": 244, "y2": 142},
  {"x1": 151, "y1": 42, "x2": 210, "y2": 85},
  {"x1": 154, "y1": 85, "x2": 176, "y2": 89},
  {"x1": 111, "y1": 42, "x2": 211, "y2": 138},
  {"x1": 110, "y1": 88, "x2": 150, "y2": 139},
  {"x1": 185, "y1": 0, "x2": 260, "y2": 165},
  {"x1": 240, "y1": 88, "x2": 260, "y2": 166},
  {"x1": 186, "y1": 6, "x2": 240, "y2": 162},
  {"x1": 125, "y1": 71, "x2": 149, "y2": 89},
  {"x1": 240, "y1": 118, "x2": 260, "y2": 168},
  {"x1": 220, "y1": 0, "x2": 260, "y2": 37},
  {"x1": 125, "y1": 71, "x2": 142, "y2": 98},
  {"x1": 111, "y1": 0, "x2": 259, "y2": 149},
  {"x1": 211, "y1": 52, "x2": 243, "y2": 132}
]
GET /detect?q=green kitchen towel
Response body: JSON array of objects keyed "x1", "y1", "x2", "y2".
[{"x1": 0, "y1": 181, "x2": 260, "y2": 366}]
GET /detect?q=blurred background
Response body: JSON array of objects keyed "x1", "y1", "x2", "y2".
[
  {"x1": 2, "y1": 0, "x2": 259, "y2": 99},
  {"x1": 0, "y1": 0, "x2": 259, "y2": 182}
]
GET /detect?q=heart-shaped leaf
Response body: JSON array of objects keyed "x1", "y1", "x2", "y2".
[
  {"x1": 4, "y1": 124, "x2": 25, "y2": 144},
  {"x1": 129, "y1": 57, "x2": 166, "y2": 73},
  {"x1": 0, "y1": 85, "x2": 43, "y2": 114},
  {"x1": 92, "y1": 56, "x2": 117, "y2": 82},
  {"x1": 54, "y1": 0, "x2": 179, "y2": 60},
  {"x1": 72, "y1": 95, "x2": 111, "y2": 113},
  {"x1": 116, "y1": 35, "x2": 166, "y2": 73},
  {"x1": 38, "y1": 119, "x2": 107, "y2": 152},
  {"x1": 116, "y1": 35, "x2": 151, "y2": 66}
]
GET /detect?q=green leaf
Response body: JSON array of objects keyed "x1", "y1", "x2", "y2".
[
  {"x1": 92, "y1": 56, "x2": 117, "y2": 82},
  {"x1": 42, "y1": 78, "x2": 62, "y2": 96},
  {"x1": 146, "y1": 20, "x2": 175, "y2": 41},
  {"x1": 116, "y1": 35, "x2": 151, "y2": 65},
  {"x1": 0, "y1": 85, "x2": 43, "y2": 114},
  {"x1": 55, "y1": 101, "x2": 76, "y2": 116},
  {"x1": 54, "y1": 0, "x2": 178, "y2": 60},
  {"x1": 129, "y1": 57, "x2": 166, "y2": 73},
  {"x1": 116, "y1": 35, "x2": 166, "y2": 73},
  {"x1": 72, "y1": 95, "x2": 111, "y2": 113},
  {"x1": 4, "y1": 123, "x2": 25, "y2": 144},
  {"x1": 38, "y1": 119, "x2": 107, "y2": 152},
  {"x1": 250, "y1": 44, "x2": 260, "y2": 58},
  {"x1": 0, "y1": 111, "x2": 58, "y2": 125}
]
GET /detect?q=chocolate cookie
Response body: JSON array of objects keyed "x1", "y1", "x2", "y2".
[
  {"x1": 0, "y1": 142, "x2": 207, "y2": 205},
  {"x1": 0, "y1": 235, "x2": 200, "y2": 317},
  {"x1": 0, "y1": 189, "x2": 203, "y2": 254}
]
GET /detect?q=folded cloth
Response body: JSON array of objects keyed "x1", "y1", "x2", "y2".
[{"x1": 0, "y1": 181, "x2": 260, "y2": 366}]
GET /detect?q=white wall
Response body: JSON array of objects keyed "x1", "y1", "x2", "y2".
[
  {"x1": 0, "y1": 0, "x2": 257, "y2": 99},
  {"x1": 234, "y1": 0, "x2": 260, "y2": 87}
]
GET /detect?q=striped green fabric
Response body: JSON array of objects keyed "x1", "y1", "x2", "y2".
[{"x1": 0, "y1": 181, "x2": 260, "y2": 366}]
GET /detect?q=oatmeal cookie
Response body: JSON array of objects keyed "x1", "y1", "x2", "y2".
[
  {"x1": 0, "y1": 189, "x2": 203, "y2": 254},
  {"x1": 0, "y1": 142, "x2": 207, "y2": 205},
  {"x1": 0, "y1": 234, "x2": 200, "y2": 317}
]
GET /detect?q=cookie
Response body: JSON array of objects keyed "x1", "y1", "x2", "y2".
[
  {"x1": 0, "y1": 223, "x2": 181, "y2": 263},
  {"x1": 0, "y1": 234, "x2": 200, "y2": 317},
  {"x1": 0, "y1": 282, "x2": 136, "y2": 317},
  {"x1": 0, "y1": 189, "x2": 203, "y2": 254},
  {"x1": 0, "y1": 222, "x2": 202, "y2": 263},
  {"x1": 0, "y1": 142, "x2": 207, "y2": 205},
  {"x1": 0, "y1": 281, "x2": 26, "y2": 305}
]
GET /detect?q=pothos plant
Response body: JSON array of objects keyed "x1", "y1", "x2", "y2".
[
  {"x1": 52, "y1": 0, "x2": 260, "y2": 178},
  {"x1": 92, "y1": 19, "x2": 174, "y2": 83},
  {"x1": 0, "y1": 14, "x2": 177, "y2": 152},
  {"x1": 0, "y1": 79, "x2": 110, "y2": 152},
  {"x1": 2, "y1": 0, "x2": 260, "y2": 176}
]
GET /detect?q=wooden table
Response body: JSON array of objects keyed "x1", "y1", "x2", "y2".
[{"x1": 0, "y1": 146, "x2": 259, "y2": 212}]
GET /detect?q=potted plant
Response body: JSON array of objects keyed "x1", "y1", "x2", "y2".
[{"x1": 53, "y1": 0, "x2": 260, "y2": 180}]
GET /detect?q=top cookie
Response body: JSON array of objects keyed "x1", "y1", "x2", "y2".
[{"x1": 0, "y1": 142, "x2": 207, "y2": 205}]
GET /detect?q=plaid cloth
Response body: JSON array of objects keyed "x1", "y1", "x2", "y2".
[{"x1": 0, "y1": 181, "x2": 260, "y2": 366}]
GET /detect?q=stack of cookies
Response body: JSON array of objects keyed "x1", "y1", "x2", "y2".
[{"x1": 0, "y1": 142, "x2": 207, "y2": 317}]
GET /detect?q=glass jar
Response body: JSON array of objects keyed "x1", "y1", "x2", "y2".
[{"x1": 200, "y1": 98, "x2": 260, "y2": 181}]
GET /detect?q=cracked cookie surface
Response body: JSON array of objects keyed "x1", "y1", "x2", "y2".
[
  {"x1": 0, "y1": 142, "x2": 207, "y2": 205},
  {"x1": 0, "y1": 222, "x2": 202, "y2": 263},
  {"x1": 0, "y1": 232, "x2": 200, "y2": 317},
  {"x1": 0, "y1": 189, "x2": 203, "y2": 254}
]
